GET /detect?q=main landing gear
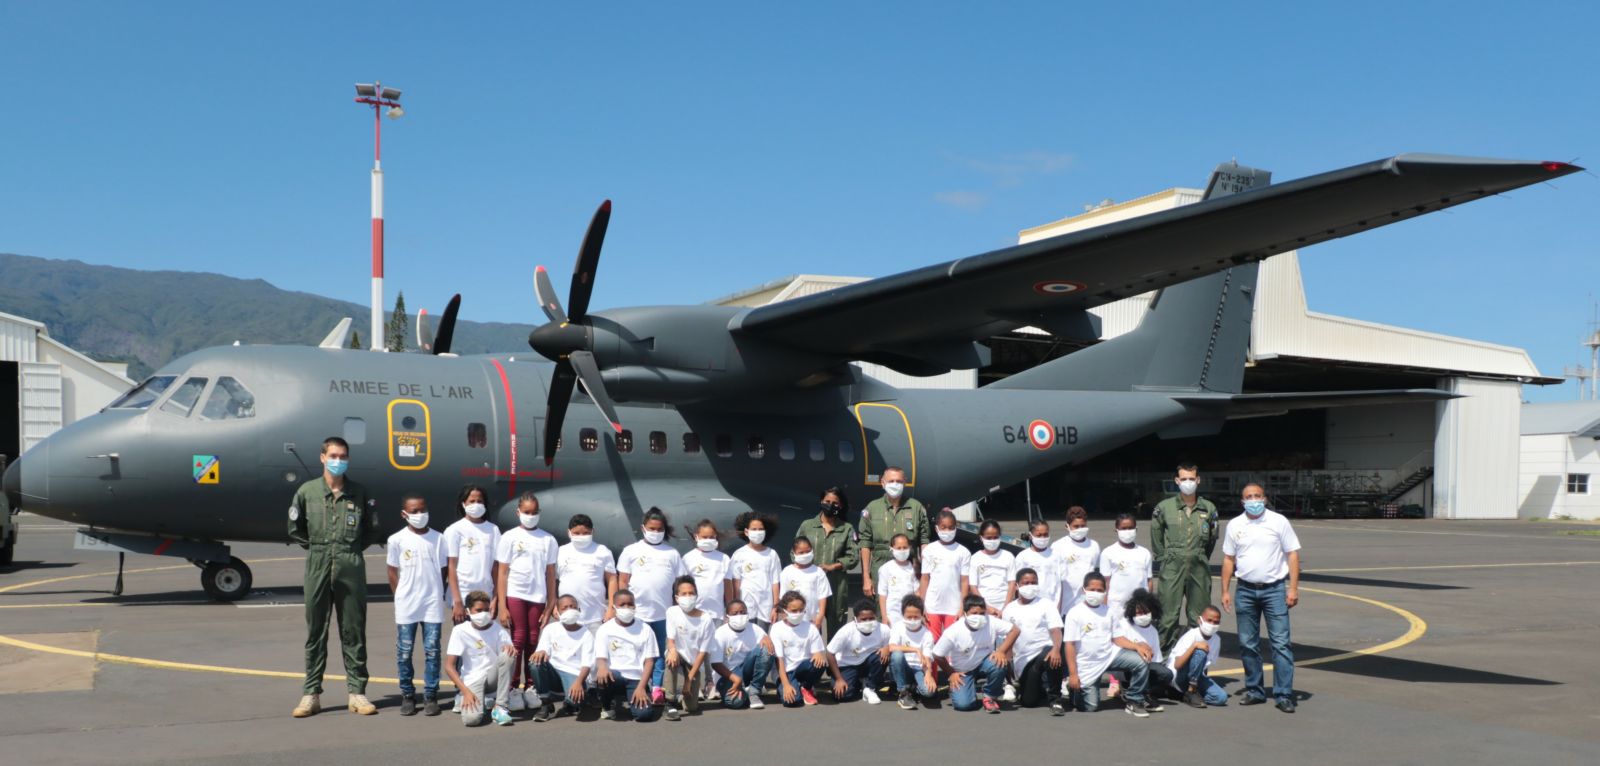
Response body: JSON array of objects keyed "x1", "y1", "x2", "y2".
[{"x1": 76, "y1": 528, "x2": 254, "y2": 602}]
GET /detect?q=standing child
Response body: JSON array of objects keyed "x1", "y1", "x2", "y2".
[
  {"x1": 1064, "y1": 572, "x2": 1152, "y2": 717},
  {"x1": 711, "y1": 599, "x2": 775, "y2": 710},
  {"x1": 444, "y1": 590, "x2": 516, "y2": 727},
  {"x1": 827, "y1": 599, "x2": 888, "y2": 704},
  {"x1": 682, "y1": 519, "x2": 735, "y2": 619},
  {"x1": 1111, "y1": 589, "x2": 1168, "y2": 712},
  {"x1": 876, "y1": 534, "x2": 918, "y2": 626},
  {"x1": 616, "y1": 507, "x2": 685, "y2": 704},
  {"x1": 1099, "y1": 513, "x2": 1155, "y2": 620},
  {"x1": 493, "y1": 492, "x2": 560, "y2": 711},
  {"x1": 387, "y1": 493, "x2": 447, "y2": 717},
  {"x1": 529, "y1": 594, "x2": 594, "y2": 722},
  {"x1": 1052, "y1": 506, "x2": 1101, "y2": 611},
  {"x1": 663, "y1": 576, "x2": 715, "y2": 720},
  {"x1": 968, "y1": 520, "x2": 1015, "y2": 615},
  {"x1": 918, "y1": 509, "x2": 971, "y2": 640},
  {"x1": 1001, "y1": 567, "x2": 1066, "y2": 715},
  {"x1": 769, "y1": 591, "x2": 829, "y2": 707},
  {"x1": 556, "y1": 514, "x2": 616, "y2": 630},
  {"x1": 444, "y1": 485, "x2": 499, "y2": 626},
  {"x1": 592, "y1": 589, "x2": 662, "y2": 722},
  {"x1": 1011, "y1": 519, "x2": 1067, "y2": 615},
  {"x1": 1167, "y1": 605, "x2": 1229, "y2": 708},
  {"x1": 780, "y1": 537, "x2": 832, "y2": 631},
  {"x1": 931, "y1": 594, "x2": 1018, "y2": 713},
  {"x1": 885, "y1": 595, "x2": 937, "y2": 710},
  {"x1": 730, "y1": 513, "x2": 783, "y2": 629}
]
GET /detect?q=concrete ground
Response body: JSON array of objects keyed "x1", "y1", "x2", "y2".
[{"x1": 2, "y1": 513, "x2": 1598, "y2": 766}]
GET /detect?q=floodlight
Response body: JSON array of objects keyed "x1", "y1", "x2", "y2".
[
  {"x1": 355, "y1": 83, "x2": 377, "y2": 97},
  {"x1": 380, "y1": 87, "x2": 402, "y2": 101},
  {"x1": 386, "y1": 106, "x2": 405, "y2": 120}
]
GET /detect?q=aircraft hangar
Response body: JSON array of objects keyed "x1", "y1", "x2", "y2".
[
  {"x1": 0, "y1": 311, "x2": 134, "y2": 471},
  {"x1": 714, "y1": 186, "x2": 1554, "y2": 521}
]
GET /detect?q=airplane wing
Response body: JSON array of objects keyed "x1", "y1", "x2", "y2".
[
  {"x1": 729, "y1": 155, "x2": 1580, "y2": 373},
  {"x1": 1174, "y1": 388, "x2": 1460, "y2": 418}
]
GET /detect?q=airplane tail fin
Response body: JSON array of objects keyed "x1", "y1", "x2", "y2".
[{"x1": 989, "y1": 162, "x2": 1270, "y2": 395}]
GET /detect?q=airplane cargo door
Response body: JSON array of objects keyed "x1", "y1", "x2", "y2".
[{"x1": 854, "y1": 402, "x2": 916, "y2": 487}]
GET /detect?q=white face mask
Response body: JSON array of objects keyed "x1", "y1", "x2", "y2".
[
  {"x1": 462, "y1": 502, "x2": 487, "y2": 519},
  {"x1": 559, "y1": 609, "x2": 581, "y2": 626},
  {"x1": 569, "y1": 534, "x2": 593, "y2": 548},
  {"x1": 1177, "y1": 479, "x2": 1199, "y2": 496},
  {"x1": 1133, "y1": 613, "x2": 1153, "y2": 627},
  {"x1": 1082, "y1": 590, "x2": 1106, "y2": 608},
  {"x1": 856, "y1": 620, "x2": 878, "y2": 635},
  {"x1": 746, "y1": 529, "x2": 766, "y2": 545},
  {"x1": 614, "y1": 606, "x2": 636, "y2": 624},
  {"x1": 727, "y1": 614, "x2": 750, "y2": 631},
  {"x1": 883, "y1": 481, "x2": 904, "y2": 499},
  {"x1": 964, "y1": 614, "x2": 987, "y2": 631},
  {"x1": 677, "y1": 595, "x2": 698, "y2": 610},
  {"x1": 937, "y1": 529, "x2": 957, "y2": 544},
  {"x1": 1032, "y1": 534, "x2": 1051, "y2": 550},
  {"x1": 785, "y1": 610, "x2": 806, "y2": 626},
  {"x1": 1018, "y1": 584, "x2": 1040, "y2": 601},
  {"x1": 1117, "y1": 529, "x2": 1137, "y2": 545},
  {"x1": 981, "y1": 537, "x2": 1000, "y2": 551},
  {"x1": 519, "y1": 513, "x2": 539, "y2": 529},
  {"x1": 406, "y1": 512, "x2": 429, "y2": 529},
  {"x1": 1198, "y1": 621, "x2": 1219, "y2": 638},
  {"x1": 469, "y1": 610, "x2": 494, "y2": 628},
  {"x1": 793, "y1": 551, "x2": 814, "y2": 566},
  {"x1": 1068, "y1": 527, "x2": 1089, "y2": 542},
  {"x1": 903, "y1": 618, "x2": 923, "y2": 631},
  {"x1": 695, "y1": 537, "x2": 717, "y2": 552},
  {"x1": 892, "y1": 547, "x2": 912, "y2": 562},
  {"x1": 642, "y1": 529, "x2": 665, "y2": 545}
]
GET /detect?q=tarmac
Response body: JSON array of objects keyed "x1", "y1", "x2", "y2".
[{"x1": 2, "y1": 512, "x2": 1598, "y2": 766}]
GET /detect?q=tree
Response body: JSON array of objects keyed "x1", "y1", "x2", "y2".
[
  {"x1": 386, "y1": 292, "x2": 408, "y2": 353},
  {"x1": 348, "y1": 330, "x2": 363, "y2": 350}
]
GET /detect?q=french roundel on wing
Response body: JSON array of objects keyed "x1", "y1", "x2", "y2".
[
  {"x1": 1033, "y1": 280, "x2": 1086, "y2": 296},
  {"x1": 1027, "y1": 419, "x2": 1054, "y2": 450}
]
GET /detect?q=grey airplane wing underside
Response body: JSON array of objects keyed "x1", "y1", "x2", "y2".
[
  {"x1": 730, "y1": 155, "x2": 1577, "y2": 366},
  {"x1": 1175, "y1": 388, "x2": 1460, "y2": 418}
]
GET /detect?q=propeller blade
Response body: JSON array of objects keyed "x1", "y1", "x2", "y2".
[
  {"x1": 567, "y1": 200, "x2": 610, "y2": 320},
  {"x1": 416, "y1": 309, "x2": 434, "y2": 353},
  {"x1": 433, "y1": 293, "x2": 462, "y2": 355},
  {"x1": 568, "y1": 350, "x2": 623, "y2": 433},
  {"x1": 534, "y1": 266, "x2": 567, "y2": 324},
  {"x1": 543, "y1": 361, "x2": 576, "y2": 466}
]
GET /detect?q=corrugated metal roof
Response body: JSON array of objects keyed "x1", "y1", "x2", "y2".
[{"x1": 1520, "y1": 401, "x2": 1600, "y2": 437}]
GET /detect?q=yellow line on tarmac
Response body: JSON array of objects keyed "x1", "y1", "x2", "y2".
[
  {"x1": 1311, "y1": 560, "x2": 1600, "y2": 574},
  {"x1": 1208, "y1": 585, "x2": 1426, "y2": 677},
  {"x1": 0, "y1": 557, "x2": 302, "y2": 595}
]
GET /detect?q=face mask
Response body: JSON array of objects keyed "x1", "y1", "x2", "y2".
[
  {"x1": 821, "y1": 503, "x2": 841, "y2": 516},
  {"x1": 1083, "y1": 591, "x2": 1106, "y2": 608},
  {"x1": 1199, "y1": 621, "x2": 1219, "y2": 638},
  {"x1": 643, "y1": 529, "x2": 665, "y2": 545},
  {"x1": 883, "y1": 482, "x2": 904, "y2": 499},
  {"x1": 677, "y1": 595, "x2": 698, "y2": 610},
  {"x1": 1117, "y1": 529, "x2": 1137, "y2": 545},
  {"x1": 559, "y1": 609, "x2": 580, "y2": 626},
  {"x1": 324, "y1": 458, "x2": 349, "y2": 476},
  {"x1": 695, "y1": 537, "x2": 717, "y2": 552},
  {"x1": 793, "y1": 551, "x2": 814, "y2": 566},
  {"x1": 1032, "y1": 534, "x2": 1050, "y2": 550},
  {"x1": 964, "y1": 614, "x2": 987, "y2": 631},
  {"x1": 981, "y1": 537, "x2": 1000, "y2": 551},
  {"x1": 1133, "y1": 613, "x2": 1153, "y2": 628},
  {"x1": 856, "y1": 620, "x2": 878, "y2": 635},
  {"x1": 469, "y1": 611, "x2": 494, "y2": 628},
  {"x1": 569, "y1": 534, "x2": 593, "y2": 548},
  {"x1": 406, "y1": 512, "x2": 429, "y2": 529},
  {"x1": 1018, "y1": 584, "x2": 1040, "y2": 601},
  {"x1": 746, "y1": 529, "x2": 766, "y2": 545},
  {"x1": 1243, "y1": 500, "x2": 1267, "y2": 517},
  {"x1": 727, "y1": 614, "x2": 750, "y2": 631},
  {"x1": 1068, "y1": 527, "x2": 1089, "y2": 542},
  {"x1": 614, "y1": 606, "x2": 636, "y2": 624},
  {"x1": 1177, "y1": 479, "x2": 1198, "y2": 495},
  {"x1": 785, "y1": 611, "x2": 805, "y2": 626},
  {"x1": 462, "y1": 502, "x2": 487, "y2": 519},
  {"x1": 519, "y1": 513, "x2": 539, "y2": 529},
  {"x1": 937, "y1": 529, "x2": 957, "y2": 544},
  {"x1": 903, "y1": 618, "x2": 924, "y2": 631},
  {"x1": 892, "y1": 548, "x2": 911, "y2": 562}
]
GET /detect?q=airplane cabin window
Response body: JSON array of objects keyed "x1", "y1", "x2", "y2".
[
  {"x1": 649, "y1": 431, "x2": 667, "y2": 454},
  {"x1": 344, "y1": 417, "x2": 367, "y2": 445},
  {"x1": 838, "y1": 440, "x2": 855, "y2": 463},
  {"x1": 108, "y1": 375, "x2": 176, "y2": 410},
  {"x1": 617, "y1": 429, "x2": 634, "y2": 453},
  {"x1": 715, "y1": 434, "x2": 732, "y2": 458},
  {"x1": 467, "y1": 422, "x2": 487, "y2": 448},
  {"x1": 778, "y1": 438, "x2": 795, "y2": 460},
  {"x1": 747, "y1": 436, "x2": 765, "y2": 459},
  {"x1": 198, "y1": 376, "x2": 257, "y2": 420},
  {"x1": 580, "y1": 428, "x2": 599, "y2": 452},
  {"x1": 683, "y1": 433, "x2": 702, "y2": 454},
  {"x1": 809, "y1": 439, "x2": 825, "y2": 462},
  {"x1": 159, "y1": 377, "x2": 208, "y2": 417}
]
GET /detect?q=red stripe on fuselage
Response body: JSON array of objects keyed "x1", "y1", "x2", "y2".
[{"x1": 490, "y1": 359, "x2": 518, "y2": 498}]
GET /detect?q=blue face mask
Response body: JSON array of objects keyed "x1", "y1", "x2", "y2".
[
  {"x1": 1243, "y1": 499, "x2": 1266, "y2": 517},
  {"x1": 325, "y1": 458, "x2": 349, "y2": 477}
]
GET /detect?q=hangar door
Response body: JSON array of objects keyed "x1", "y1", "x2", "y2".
[
  {"x1": 19, "y1": 362, "x2": 63, "y2": 452},
  {"x1": 854, "y1": 402, "x2": 916, "y2": 487}
]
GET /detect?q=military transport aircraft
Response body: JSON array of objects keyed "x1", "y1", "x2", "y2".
[{"x1": 2, "y1": 154, "x2": 1580, "y2": 600}]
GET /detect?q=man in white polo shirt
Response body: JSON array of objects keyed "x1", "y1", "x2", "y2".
[{"x1": 1220, "y1": 483, "x2": 1301, "y2": 713}]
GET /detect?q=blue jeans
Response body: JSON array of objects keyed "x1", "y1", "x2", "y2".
[
  {"x1": 396, "y1": 622, "x2": 441, "y2": 697},
  {"x1": 889, "y1": 652, "x2": 935, "y2": 697},
  {"x1": 597, "y1": 676, "x2": 661, "y2": 722},
  {"x1": 949, "y1": 656, "x2": 1007, "y2": 711},
  {"x1": 532, "y1": 662, "x2": 581, "y2": 706},
  {"x1": 1071, "y1": 649, "x2": 1150, "y2": 711},
  {"x1": 716, "y1": 649, "x2": 773, "y2": 709},
  {"x1": 1235, "y1": 579, "x2": 1294, "y2": 701},
  {"x1": 1175, "y1": 648, "x2": 1230, "y2": 705},
  {"x1": 835, "y1": 654, "x2": 885, "y2": 702},
  {"x1": 781, "y1": 658, "x2": 825, "y2": 707},
  {"x1": 646, "y1": 620, "x2": 668, "y2": 688}
]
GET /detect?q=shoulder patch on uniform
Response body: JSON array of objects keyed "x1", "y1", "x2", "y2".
[
  {"x1": 288, "y1": 507, "x2": 299, "y2": 521},
  {"x1": 367, "y1": 498, "x2": 377, "y2": 507}
]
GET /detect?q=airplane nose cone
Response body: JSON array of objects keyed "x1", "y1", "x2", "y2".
[{"x1": 2, "y1": 455, "x2": 19, "y2": 511}]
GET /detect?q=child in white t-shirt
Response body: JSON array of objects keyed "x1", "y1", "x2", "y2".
[
  {"x1": 444, "y1": 485, "x2": 499, "y2": 625},
  {"x1": 876, "y1": 534, "x2": 918, "y2": 626},
  {"x1": 780, "y1": 537, "x2": 832, "y2": 630},
  {"x1": 556, "y1": 514, "x2": 616, "y2": 630},
  {"x1": 1064, "y1": 572, "x2": 1153, "y2": 717},
  {"x1": 919, "y1": 509, "x2": 972, "y2": 640},
  {"x1": 1111, "y1": 589, "x2": 1168, "y2": 711},
  {"x1": 592, "y1": 589, "x2": 662, "y2": 723},
  {"x1": 931, "y1": 594, "x2": 1018, "y2": 713},
  {"x1": 1000, "y1": 567, "x2": 1066, "y2": 714},
  {"x1": 443, "y1": 590, "x2": 515, "y2": 727},
  {"x1": 1168, "y1": 605, "x2": 1228, "y2": 707},
  {"x1": 683, "y1": 519, "x2": 735, "y2": 618},
  {"x1": 885, "y1": 595, "x2": 937, "y2": 709},
  {"x1": 826, "y1": 599, "x2": 889, "y2": 704},
  {"x1": 710, "y1": 599, "x2": 775, "y2": 710},
  {"x1": 731, "y1": 513, "x2": 783, "y2": 628},
  {"x1": 663, "y1": 576, "x2": 715, "y2": 720},
  {"x1": 387, "y1": 496, "x2": 447, "y2": 716},
  {"x1": 1099, "y1": 513, "x2": 1154, "y2": 619},
  {"x1": 769, "y1": 590, "x2": 830, "y2": 707},
  {"x1": 529, "y1": 594, "x2": 594, "y2": 721},
  {"x1": 968, "y1": 520, "x2": 1015, "y2": 614}
]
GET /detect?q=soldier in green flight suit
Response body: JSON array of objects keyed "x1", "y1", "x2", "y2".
[
  {"x1": 1151, "y1": 462, "x2": 1220, "y2": 650},
  {"x1": 858, "y1": 466, "x2": 930, "y2": 601},
  {"x1": 289, "y1": 436, "x2": 383, "y2": 718},
  {"x1": 795, "y1": 486, "x2": 860, "y2": 636}
]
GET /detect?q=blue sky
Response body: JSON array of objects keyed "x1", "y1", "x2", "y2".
[{"x1": 2, "y1": 2, "x2": 1596, "y2": 401}]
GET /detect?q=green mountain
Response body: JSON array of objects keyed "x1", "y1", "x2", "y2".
[{"x1": 0, "y1": 253, "x2": 537, "y2": 379}]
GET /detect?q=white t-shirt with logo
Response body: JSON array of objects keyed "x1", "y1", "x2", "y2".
[
  {"x1": 1052, "y1": 536, "x2": 1101, "y2": 610},
  {"x1": 617, "y1": 541, "x2": 686, "y2": 622},
  {"x1": 665, "y1": 606, "x2": 716, "y2": 663},
  {"x1": 1099, "y1": 543, "x2": 1153, "y2": 607},
  {"x1": 556, "y1": 541, "x2": 616, "y2": 625},
  {"x1": 887, "y1": 621, "x2": 935, "y2": 670},
  {"x1": 535, "y1": 623, "x2": 596, "y2": 677},
  {"x1": 495, "y1": 527, "x2": 560, "y2": 604},
  {"x1": 931, "y1": 616, "x2": 1013, "y2": 673},
  {"x1": 1001, "y1": 597, "x2": 1063, "y2": 672},
  {"x1": 768, "y1": 619, "x2": 825, "y2": 667},
  {"x1": 712, "y1": 622, "x2": 769, "y2": 670},
  {"x1": 1165, "y1": 626, "x2": 1221, "y2": 688},
  {"x1": 1223, "y1": 509, "x2": 1302, "y2": 584},
  {"x1": 779, "y1": 564, "x2": 832, "y2": 623},
  {"x1": 731, "y1": 545, "x2": 783, "y2": 620},
  {"x1": 1063, "y1": 602, "x2": 1117, "y2": 684},
  {"x1": 447, "y1": 621, "x2": 512, "y2": 684},
  {"x1": 1114, "y1": 617, "x2": 1164, "y2": 663},
  {"x1": 682, "y1": 549, "x2": 734, "y2": 618},
  {"x1": 827, "y1": 623, "x2": 888, "y2": 667},
  {"x1": 593, "y1": 619, "x2": 660, "y2": 680},
  {"x1": 920, "y1": 541, "x2": 972, "y2": 615},
  {"x1": 386, "y1": 528, "x2": 447, "y2": 625},
  {"x1": 967, "y1": 549, "x2": 1015, "y2": 610},
  {"x1": 876, "y1": 560, "x2": 919, "y2": 624},
  {"x1": 443, "y1": 518, "x2": 500, "y2": 601},
  {"x1": 1013, "y1": 546, "x2": 1066, "y2": 612}
]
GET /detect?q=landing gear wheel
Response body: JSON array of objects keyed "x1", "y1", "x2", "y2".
[{"x1": 201, "y1": 557, "x2": 253, "y2": 601}]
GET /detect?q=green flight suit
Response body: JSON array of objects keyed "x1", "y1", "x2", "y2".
[
  {"x1": 857, "y1": 496, "x2": 930, "y2": 582},
  {"x1": 1151, "y1": 494, "x2": 1219, "y2": 650},
  {"x1": 794, "y1": 513, "x2": 860, "y2": 636},
  {"x1": 288, "y1": 476, "x2": 381, "y2": 695}
]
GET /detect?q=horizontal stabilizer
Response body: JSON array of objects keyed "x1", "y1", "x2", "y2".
[{"x1": 1174, "y1": 388, "x2": 1458, "y2": 417}]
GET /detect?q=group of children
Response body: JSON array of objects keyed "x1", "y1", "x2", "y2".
[{"x1": 386, "y1": 489, "x2": 1230, "y2": 725}]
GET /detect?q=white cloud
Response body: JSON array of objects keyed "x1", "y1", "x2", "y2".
[
  {"x1": 933, "y1": 190, "x2": 989, "y2": 211},
  {"x1": 945, "y1": 150, "x2": 1076, "y2": 188}
]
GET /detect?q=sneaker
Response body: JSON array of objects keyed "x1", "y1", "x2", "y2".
[
  {"x1": 982, "y1": 697, "x2": 1001, "y2": 714},
  {"x1": 1275, "y1": 698, "x2": 1297, "y2": 714},
  {"x1": 1239, "y1": 693, "x2": 1268, "y2": 706},
  {"x1": 424, "y1": 697, "x2": 441, "y2": 716},
  {"x1": 291, "y1": 693, "x2": 321, "y2": 719},
  {"x1": 1106, "y1": 676, "x2": 1121, "y2": 699},
  {"x1": 651, "y1": 687, "x2": 666, "y2": 705},
  {"x1": 533, "y1": 702, "x2": 555, "y2": 722},
  {"x1": 665, "y1": 706, "x2": 681, "y2": 721},
  {"x1": 800, "y1": 687, "x2": 818, "y2": 706},
  {"x1": 399, "y1": 695, "x2": 417, "y2": 716},
  {"x1": 1184, "y1": 688, "x2": 1207, "y2": 708},
  {"x1": 452, "y1": 696, "x2": 462, "y2": 714},
  {"x1": 1050, "y1": 700, "x2": 1066, "y2": 716},
  {"x1": 1145, "y1": 697, "x2": 1165, "y2": 713},
  {"x1": 612, "y1": 702, "x2": 631, "y2": 722},
  {"x1": 600, "y1": 705, "x2": 615, "y2": 720},
  {"x1": 347, "y1": 694, "x2": 378, "y2": 715},
  {"x1": 1002, "y1": 682, "x2": 1018, "y2": 703},
  {"x1": 862, "y1": 688, "x2": 881, "y2": 705},
  {"x1": 748, "y1": 694, "x2": 765, "y2": 710},
  {"x1": 507, "y1": 688, "x2": 527, "y2": 712},
  {"x1": 898, "y1": 690, "x2": 916, "y2": 710},
  {"x1": 1125, "y1": 701, "x2": 1149, "y2": 718},
  {"x1": 491, "y1": 706, "x2": 514, "y2": 726}
]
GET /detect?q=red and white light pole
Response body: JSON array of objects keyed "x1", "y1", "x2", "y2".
[{"x1": 353, "y1": 82, "x2": 405, "y2": 350}]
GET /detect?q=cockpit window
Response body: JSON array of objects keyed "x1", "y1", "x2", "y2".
[
  {"x1": 199, "y1": 377, "x2": 256, "y2": 420},
  {"x1": 159, "y1": 377, "x2": 209, "y2": 417},
  {"x1": 108, "y1": 376, "x2": 177, "y2": 410}
]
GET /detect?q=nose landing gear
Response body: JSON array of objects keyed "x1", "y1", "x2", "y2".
[{"x1": 75, "y1": 528, "x2": 254, "y2": 602}]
